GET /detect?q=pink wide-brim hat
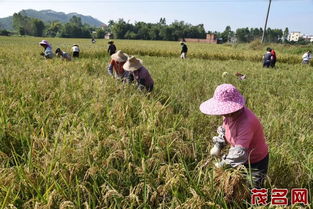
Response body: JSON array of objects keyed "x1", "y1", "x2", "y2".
[
  {"x1": 200, "y1": 84, "x2": 245, "y2": 115},
  {"x1": 39, "y1": 40, "x2": 51, "y2": 48}
]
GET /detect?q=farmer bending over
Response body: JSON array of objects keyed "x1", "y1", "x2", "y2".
[
  {"x1": 263, "y1": 47, "x2": 273, "y2": 68},
  {"x1": 39, "y1": 40, "x2": 54, "y2": 59},
  {"x1": 270, "y1": 48, "x2": 277, "y2": 68},
  {"x1": 302, "y1": 50, "x2": 312, "y2": 64},
  {"x1": 55, "y1": 48, "x2": 72, "y2": 61},
  {"x1": 123, "y1": 56, "x2": 154, "y2": 92},
  {"x1": 107, "y1": 50, "x2": 128, "y2": 79},
  {"x1": 200, "y1": 84, "x2": 269, "y2": 188},
  {"x1": 72, "y1": 44, "x2": 80, "y2": 58}
]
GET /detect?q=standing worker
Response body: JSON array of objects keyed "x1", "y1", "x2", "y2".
[
  {"x1": 302, "y1": 50, "x2": 312, "y2": 64},
  {"x1": 200, "y1": 84, "x2": 269, "y2": 188},
  {"x1": 108, "y1": 40, "x2": 117, "y2": 56},
  {"x1": 180, "y1": 41, "x2": 188, "y2": 59}
]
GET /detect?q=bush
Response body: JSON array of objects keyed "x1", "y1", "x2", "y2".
[{"x1": 0, "y1": 29, "x2": 10, "y2": 36}]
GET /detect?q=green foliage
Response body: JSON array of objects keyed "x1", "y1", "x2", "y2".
[
  {"x1": 59, "y1": 16, "x2": 92, "y2": 38},
  {"x1": 46, "y1": 21, "x2": 63, "y2": 37},
  {"x1": 109, "y1": 18, "x2": 206, "y2": 41},
  {"x1": 0, "y1": 29, "x2": 10, "y2": 36},
  {"x1": 0, "y1": 37, "x2": 312, "y2": 208},
  {"x1": 12, "y1": 13, "x2": 46, "y2": 37},
  {"x1": 31, "y1": 19, "x2": 45, "y2": 37},
  {"x1": 233, "y1": 27, "x2": 285, "y2": 43}
]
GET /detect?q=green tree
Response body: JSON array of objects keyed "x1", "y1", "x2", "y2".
[
  {"x1": 110, "y1": 19, "x2": 133, "y2": 39},
  {"x1": 31, "y1": 19, "x2": 45, "y2": 37},
  {"x1": 221, "y1": 26, "x2": 234, "y2": 43},
  {"x1": 236, "y1": 28, "x2": 250, "y2": 43},
  {"x1": 46, "y1": 21, "x2": 63, "y2": 37},
  {"x1": 283, "y1": 27, "x2": 289, "y2": 42},
  {"x1": 13, "y1": 13, "x2": 32, "y2": 35},
  {"x1": 95, "y1": 27, "x2": 105, "y2": 38},
  {"x1": 69, "y1": 16, "x2": 83, "y2": 27},
  {"x1": 60, "y1": 16, "x2": 92, "y2": 38}
]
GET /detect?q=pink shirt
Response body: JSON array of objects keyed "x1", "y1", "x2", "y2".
[{"x1": 223, "y1": 107, "x2": 268, "y2": 164}]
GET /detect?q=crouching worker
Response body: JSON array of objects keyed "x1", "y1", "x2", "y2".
[
  {"x1": 302, "y1": 50, "x2": 312, "y2": 64},
  {"x1": 263, "y1": 47, "x2": 273, "y2": 68},
  {"x1": 55, "y1": 48, "x2": 72, "y2": 61},
  {"x1": 39, "y1": 40, "x2": 54, "y2": 59},
  {"x1": 107, "y1": 50, "x2": 128, "y2": 79},
  {"x1": 123, "y1": 56, "x2": 154, "y2": 92},
  {"x1": 199, "y1": 84, "x2": 269, "y2": 188},
  {"x1": 72, "y1": 44, "x2": 80, "y2": 58}
]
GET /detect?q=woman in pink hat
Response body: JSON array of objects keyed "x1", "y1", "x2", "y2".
[
  {"x1": 200, "y1": 84, "x2": 269, "y2": 188},
  {"x1": 39, "y1": 40, "x2": 54, "y2": 59}
]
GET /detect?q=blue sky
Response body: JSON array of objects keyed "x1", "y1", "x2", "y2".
[{"x1": 1, "y1": 0, "x2": 313, "y2": 34}]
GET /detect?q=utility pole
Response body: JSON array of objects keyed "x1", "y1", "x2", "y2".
[{"x1": 261, "y1": 0, "x2": 272, "y2": 43}]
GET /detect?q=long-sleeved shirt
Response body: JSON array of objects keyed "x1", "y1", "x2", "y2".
[
  {"x1": 181, "y1": 44, "x2": 188, "y2": 53},
  {"x1": 44, "y1": 47, "x2": 54, "y2": 59},
  {"x1": 72, "y1": 46, "x2": 80, "y2": 52},
  {"x1": 108, "y1": 44, "x2": 117, "y2": 55},
  {"x1": 263, "y1": 52, "x2": 272, "y2": 62},
  {"x1": 302, "y1": 52, "x2": 312, "y2": 61},
  {"x1": 108, "y1": 59, "x2": 126, "y2": 77},
  {"x1": 61, "y1": 51, "x2": 71, "y2": 60},
  {"x1": 132, "y1": 66, "x2": 154, "y2": 89},
  {"x1": 223, "y1": 107, "x2": 268, "y2": 164},
  {"x1": 271, "y1": 50, "x2": 276, "y2": 60}
]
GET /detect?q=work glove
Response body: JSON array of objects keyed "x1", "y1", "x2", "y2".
[
  {"x1": 210, "y1": 141, "x2": 223, "y2": 156},
  {"x1": 216, "y1": 126, "x2": 225, "y2": 137},
  {"x1": 214, "y1": 154, "x2": 227, "y2": 168},
  {"x1": 210, "y1": 126, "x2": 226, "y2": 156},
  {"x1": 214, "y1": 146, "x2": 248, "y2": 168}
]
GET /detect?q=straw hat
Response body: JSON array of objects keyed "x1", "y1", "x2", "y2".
[
  {"x1": 123, "y1": 56, "x2": 143, "y2": 72},
  {"x1": 111, "y1": 50, "x2": 128, "y2": 62},
  {"x1": 199, "y1": 84, "x2": 245, "y2": 115},
  {"x1": 222, "y1": 72, "x2": 228, "y2": 78}
]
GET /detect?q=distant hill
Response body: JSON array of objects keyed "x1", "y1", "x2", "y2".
[
  {"x1": 0, "y1": 9, "x2": 105, "y2": 30},
  {"x1": 0, "y1": 17, "x2": 13, "y2": 30}
]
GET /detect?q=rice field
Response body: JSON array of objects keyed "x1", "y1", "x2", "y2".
[{"x1": 0, "y1": 36, "x2": 312, "y2": 208}]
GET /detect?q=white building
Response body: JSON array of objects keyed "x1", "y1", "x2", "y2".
[
  {"x1": 303, "y1": 34, "x2": 313, "y2": 42},
  {"x1": 288, "y1": 32, "x2": 301, "y2": 42}
]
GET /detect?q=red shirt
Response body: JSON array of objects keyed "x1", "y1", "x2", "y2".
[
  {"x1": 110, "y1": 59, "x2": 125, "y2": 76},
  {"x1": 223, "y1": 107, "x2": 268, "y2": 164},
  {"x1": 271, "y1": 50, "x2": 276, "y2": 59}
]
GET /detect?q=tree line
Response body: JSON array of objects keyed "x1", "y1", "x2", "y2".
[
  {"x1": 212, "y1": 26, "x2": 290, "y2": 43},
  {"x1": 109, "y1": 19, "x2": 290, "y2": 43},
  {"x1": 1, "y1": 13, "x2": 307, "y2": 44},
  {"x1": 108, "y1": 18, "x2": 206, "y2": 41}
]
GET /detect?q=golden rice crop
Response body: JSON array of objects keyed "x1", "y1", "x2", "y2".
[{"x1": 0, "y1": 36, "x2": 312, "y2": 208}]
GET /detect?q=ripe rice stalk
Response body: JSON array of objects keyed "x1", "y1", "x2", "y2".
[{"x1": 214, "y1": 166, "x2": 250, "y2": 203}]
